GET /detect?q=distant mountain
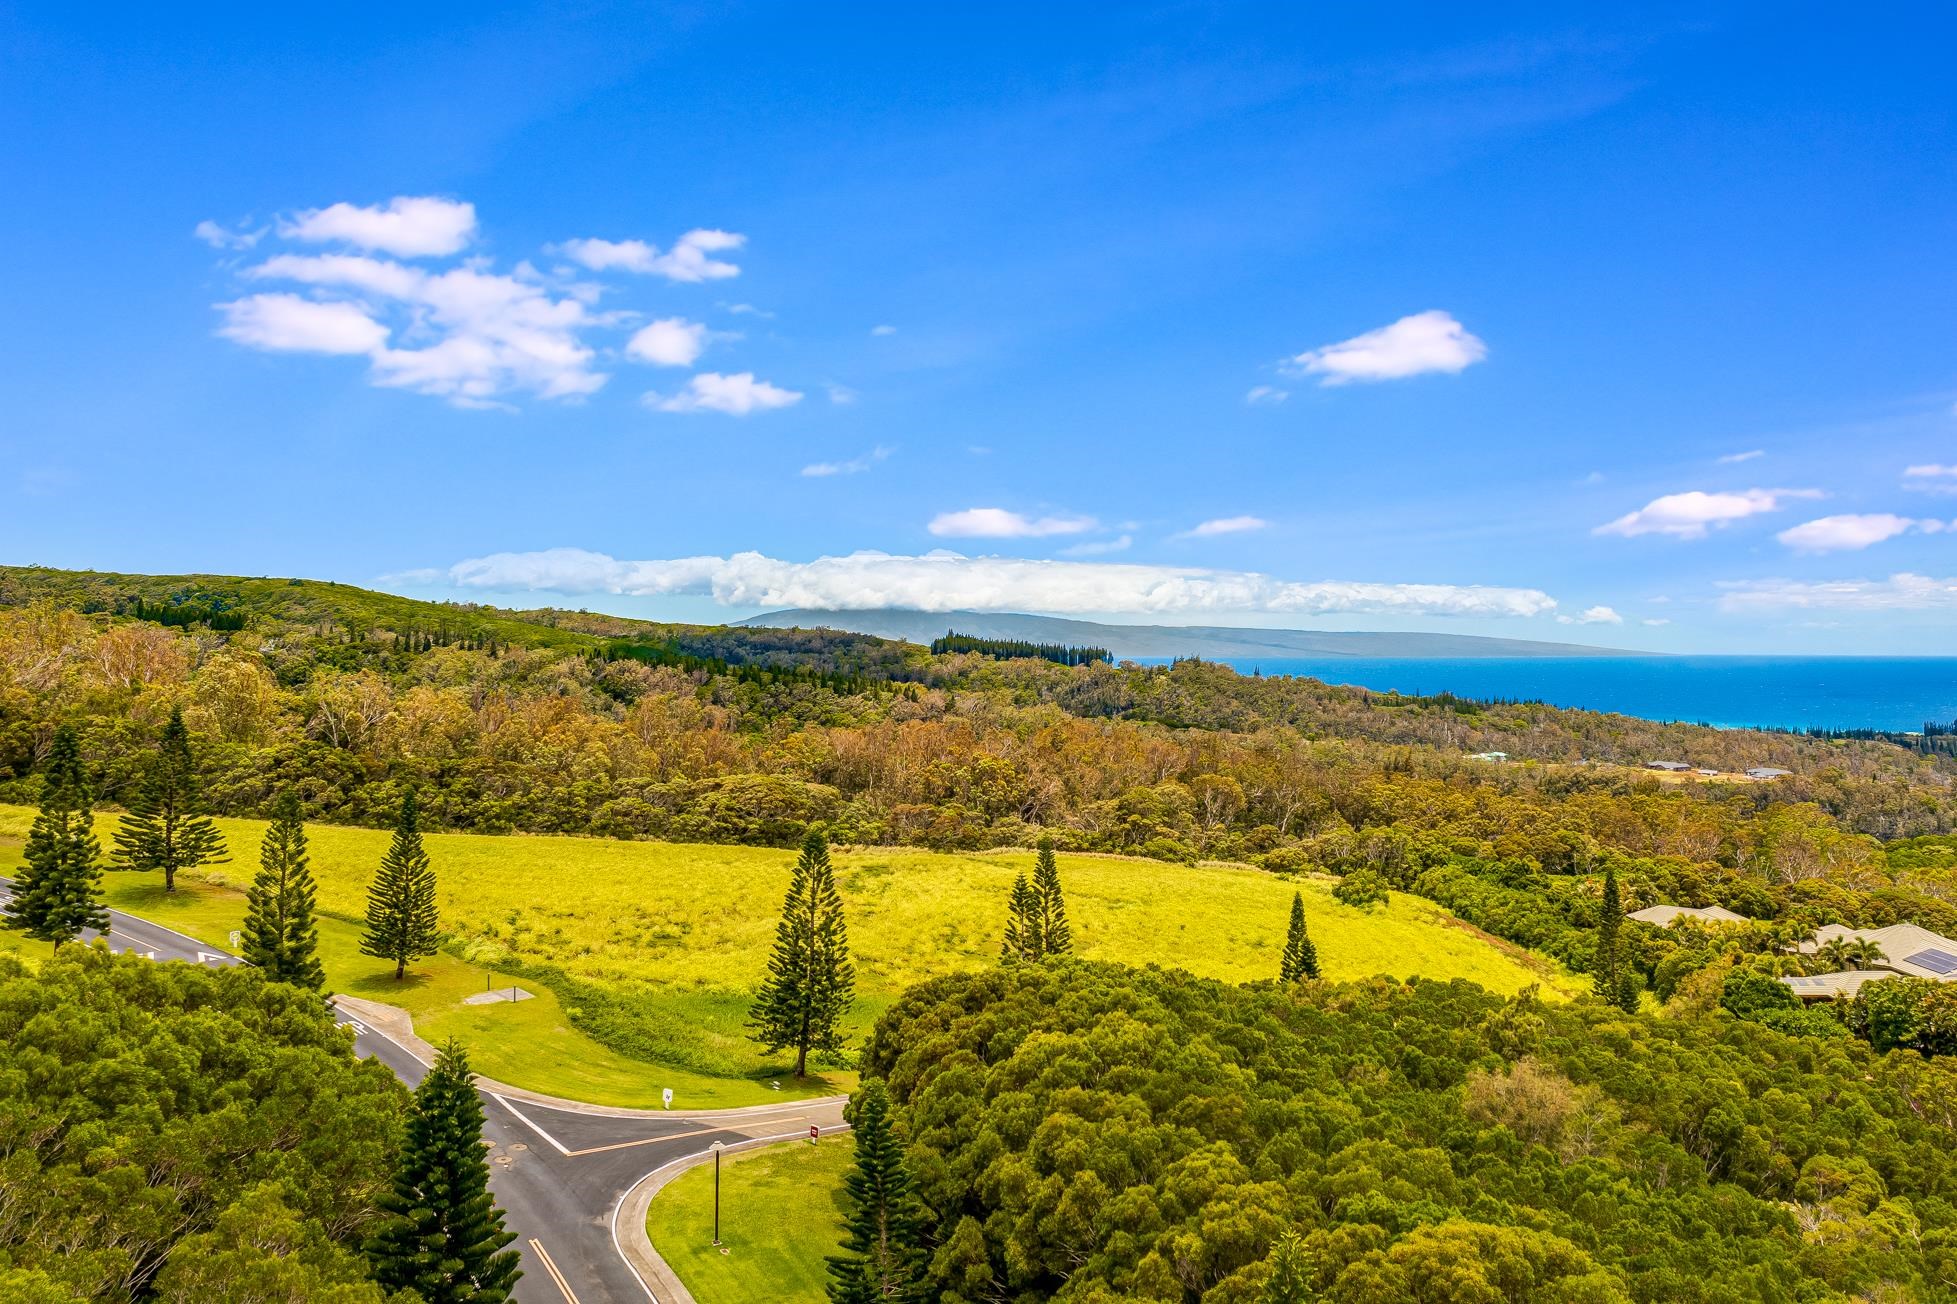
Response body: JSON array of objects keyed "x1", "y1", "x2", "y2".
[{"x1": 735, "y1": 609, "x2": 1638, "y2": 660}]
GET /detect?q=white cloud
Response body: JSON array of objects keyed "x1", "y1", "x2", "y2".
[
  {"x1": 1287, "y1": 310, "x2": 1487, "y2": 385},
  {"x1": 1719, "y1": 573, "x2": 1957, "y2": 613},
  {"x1": 646, "y1": 372, "x2": 801, "y2": 415},
  {"x1": 194, "y1": 219, "x2": 263, "y2": 251},
  {"x1": 1776, "y1": 513, "x2": 1941, "y2": 554},
  {"x1": 928, "y1": 508, "x2": 1098, "y2": 539},
  {"x1": 554, "y1": 229, "x2": 744, "y2": 282},
  {"x1": 1179, "y1": 515, "x2": 1269, "y2": 539},
  {"x1": 1556, "y1": 605, "x2": 1624, "y2": 625},
  {"x1": 1903, "y1": 464, "x2": 1957, "y2": 495},
  {"x1": 1594, "y1": 488, "x2": 1822, "y2": 539},
  {"x1": 1641, "y1": 617, "x2": 1671, "y2": 626},
  {"x1": 801, "y1": 446, "x2": 892, "y2": 477},
  {"x1": 825, "y1": 383, "x2": 859, "y2": 406},
  {"x1": 423, "y1": 546, "x2": 1562, "y2": 619},
  {"x1": 216, "y1": 294, "x2": 389, "y2": 355},
  {"x1": 1716, "y1": 449, "x2": 1765, "y2": 464},
  {"x1": 282, "y1": 197, "x2": 476, "y2": 257},
  {"x1": 1244, "y1": 385, "x2": 1288, "y2": 406},
  {"x1": 870, "y1": 324, "x2": 897, "y2": 336},
  {"x1": 722, "y1": 302, "x2": 773, "y2": 318},
  {"x1": 625, "y1": 318, "x2": 708, "y2": 367},
  {"x1": 1061, "y1": 535, "x2": 1134, "y2": 557}
]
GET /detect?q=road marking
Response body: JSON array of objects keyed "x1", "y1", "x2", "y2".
[
  {"x1": 491, "y1": 1093, "x2": 573, "y2": 1156},
  {"x1": 116, "y1": 947, "x2": 158, "y2": 960},
  {"x1": 528, "y1": 1238, "x2": 581, "y2": 1304},
  {"x1": 490, "y1": 1094, "x2": 809, "y2": 1159},
  {"x1": 194, "y1": 951, "x2": 228, "y2": 964}
]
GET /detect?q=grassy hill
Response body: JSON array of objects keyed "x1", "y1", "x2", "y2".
[{"x1": 0, "y1": 807, "x2": 1574, "y2": 1102}]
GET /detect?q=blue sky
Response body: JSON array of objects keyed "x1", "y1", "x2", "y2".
[{"x1": 4, "y1": 3, "x2": 1955, "y2": 653}]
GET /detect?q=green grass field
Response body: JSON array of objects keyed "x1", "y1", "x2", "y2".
[
  {"x1": 645, "y1": 1137, "x2": 852, "y2": 1303},
  {"x1": 0, "y1": 806, "x2": 1574, "y2": 1104}
]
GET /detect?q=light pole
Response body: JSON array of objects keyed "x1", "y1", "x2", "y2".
[{"x1": 711, "y1": 1141, "x2": 725, "y2": 1246}]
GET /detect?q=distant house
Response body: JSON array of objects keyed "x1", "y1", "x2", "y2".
[
  {"x1": 1645, "y1": 760, "x2": 1692, "y2": 772},
  {"x1": 1695, "y1": 768, "x2": 1720, "y2": 777},
  {"x1": 1783, "y1": 922, "x2": 1957, "y2": 1001},
  {"x1": 1468, "y1": 751, "x2": 1509, "y2": 762},
  {"x1": 1746, "y1": 767, "x2": 1792, "y2": 780},
  {"x1": 1627, "y1": 903, "x2": 1748, "y2": 928}
]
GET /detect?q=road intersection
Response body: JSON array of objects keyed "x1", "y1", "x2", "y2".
[{"x1": 0, "y1": 882, "x2": 848, "y2": 1303}]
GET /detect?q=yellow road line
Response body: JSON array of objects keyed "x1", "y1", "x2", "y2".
[{"x1": 529, "y1": 1237, "x2": 580, "y2": 1304}]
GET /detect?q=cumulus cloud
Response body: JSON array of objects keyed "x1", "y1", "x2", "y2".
[
  {"x1": 646, "y1": 372, "x2": 802, "y2": 415},
  {"x1": 1178, "y1": 515, "x2": 1269, "y2": 539},
  {"x1": 1244, "y1": 385, "x2": 1288, "y2": 406},
  {"x1": 626, "y1": 317, "x2": 707, "y2": 367},
  {"x1": 928, "y1": 508, "x2": 1098, "y2": 539},
  {"x1": 1776, "y1": 513, "x2": 1942, "y2": 554},
  {"x1": 418, "y1": 546, "x2": 1562, "y2": 619},
  {"x1": 1556, "y1": 605, "x2": 1624, "y2": 625},
  {"x1": 554, "y1": 229, "x2": 744, "y2": 281},
  {"x1": 1719, "y1": 573, "x2": 1957, "y2": 613},
  {"x1": 802, "y1": 446, "x2": 892, "y2": 477},
  {"x1": 1904, "y1": 464, "x2": 1957, "y2": 494},
  {"x1": 194, "y1": 219, "x2": 264, "y2": 251},
  {"x1": 1717, "y1": 449, "x2": 1765, "y2": 464},
  {"x1": 282, "y1": 197, "x2": 477, "y2": 257},
  {"x1": 1287, "y1": 310, "x2": 1487, "y2": 385},
  {"x1": 1594, "y1": 488, "x2": 1822, "y2": 539},
  {"x1": 216, "y1": 294, "x2": 388, "y2": 355}
]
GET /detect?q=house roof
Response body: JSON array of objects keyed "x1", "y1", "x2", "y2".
[
  {"x1": 1646, "y1": 760, "x2": 1691, "y2": 770},
  {"x1": 1803, "y1": 923, "x2": 1957, "y2": 981},
  {"x1": 1781, "y1": 970, "x2": 1893, "y2": 1001},
  {"x1": 1627, "y1": 904, "x2": 1749, "y2": 927},
  {"x1": 1747, "y1": 767, "x2": 1793, "y2": 778}
]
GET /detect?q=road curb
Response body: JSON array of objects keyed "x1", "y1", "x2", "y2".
[{"x1": 614, "y1": 1127, "x2": 853, "y2": 1304}]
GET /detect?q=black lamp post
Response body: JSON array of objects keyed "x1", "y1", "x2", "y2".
[{"x1": 711, "y1": 1142, "x2": 724, "y2": 1246}]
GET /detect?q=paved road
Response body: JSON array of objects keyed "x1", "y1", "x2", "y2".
[{"x1": 0, "y1": 882, "x2": 795, "y2": 1304}]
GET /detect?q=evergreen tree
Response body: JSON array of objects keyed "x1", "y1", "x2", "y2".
[
  {"x1": 367, "y1": 1040, "x2": 521, "y2": 1303},
  {"x1": 749, "y1": 828, "x2": 856, "y2": 1076},
  {"x1": 4, "y1": 725, "x2": 107, "y2": 948},
  {"x1": 1001, "y1": 872, "x2": 1043, "y2": 962},
  {"x1": 1031, "y1": 839, "x2": 1071, "y2": 957},
  {"x1": 827, "y1": 1079, "x2": 924, "y2": 1303},
  {"x1": 1279, "y1": 892, "x2": 1320, "y2": 982},
  {"x1": 360, "y1": 789, "x2": 440, "y2": 980},
  {"x1": 111, "y1": 706, "x2": 227, "y2": 892},
  {"x1": 1260, "y1": 1231, "x2": 1314, "y2": 1304},
  {"x1": 1592, "y1": 864, "x2": 1622, "y2": 1005},
  {"x1": 242, "y1": 791, "x2": 325, "y2": 989}
]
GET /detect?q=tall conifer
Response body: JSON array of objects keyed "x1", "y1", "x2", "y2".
[
  {"x1": 242, "y1": 791, "x2": 325, "y2": 989},
  {"x1": 749, "y1": 829, "x2": 855, "y2": 1076},
  {"x1": 1280, "y1": 892, "x2": 1320, "y2": 982},
  {"x1": 111, "y1": 706, "x2": 227, "y2": 892},
  {"x1": 1001, "y1": 872, "x2": 1042, "y2": 962},
  {"x1": 1031, "y1": 839, "x2": 1071, "y2": 956},
  {"x1": 826, "y1": 1079, "x2": 924, "y2": 1303},
  {"x1": 1592, "y1": 863, "x2": 1622, "y2": 1005},
  {"x1": 3, "y1": 725, "x2": 106, "y2": 948},
  {"x1": 367, "y1": 1040, "x2": 521, "y2": 1303},
  {"x1": 361, "y1": 789, "x2": 439, "y2": 980}
]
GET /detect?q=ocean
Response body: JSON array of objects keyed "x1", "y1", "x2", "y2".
[{"x1": 1178, "y1": 656, "x2": 1957, "y2": 733}]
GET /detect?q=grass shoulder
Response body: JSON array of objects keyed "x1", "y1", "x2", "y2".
[{"x1": 645, "y1": 1136, "x2": 852, "y2": 1303}]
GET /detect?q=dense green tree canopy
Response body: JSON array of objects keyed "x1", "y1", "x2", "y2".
[
  {"x1": 0, "y1": 946, "x2": 406, "y2": 1300},
  {"x1": 862, "y1": 962, "x2": 1957, "y2": 1302}
]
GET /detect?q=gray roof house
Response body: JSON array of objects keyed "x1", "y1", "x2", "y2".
[
  {"x1": 1783, "y1": 922, "x2": 1957, "y2": 1001},
  {"x1": 1645, "y1": 760, "x2": 1692, "y2": 772},
  {"x1": 1746, "y1": 767, "x2": 1793, "y2": 780},
  {"x1": 1627, "y1": 903, "x2": 1749, "y2": 927}
]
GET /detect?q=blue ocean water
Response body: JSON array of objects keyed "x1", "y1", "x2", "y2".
[{"x1": 1186, "y1": 657, "x2": 1957, "y2": 732}]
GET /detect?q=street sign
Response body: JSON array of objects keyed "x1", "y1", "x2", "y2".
[
  {"x1": 661, "y1": 1087, "x2": 673, "y2": 1109},
  {"x1": 809, "y1": 1124, "x2": 820, "y2": 1142},
  {"x1": 228, "y1": 930, "x2": 241, "y2": 949}
]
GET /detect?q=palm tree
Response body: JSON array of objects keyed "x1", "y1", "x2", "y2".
[
  {"x1": 1846, "y1": 938, "x2": 1887, "y2": 970},
  {"x1": 1817, "y1": 938, "x2": 1857, "y2": 971}
]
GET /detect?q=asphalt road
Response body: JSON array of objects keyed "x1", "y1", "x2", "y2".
[{"x1": 0, "y1": 882, "x2": 762, "y2": 1304}]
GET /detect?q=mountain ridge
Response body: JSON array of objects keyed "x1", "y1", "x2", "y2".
[{"x1": 735, "y1": 609, "x2": 1640, "y2": 660}]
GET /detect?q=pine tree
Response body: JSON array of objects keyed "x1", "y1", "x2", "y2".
[
  {"x1": 827, "y1": 1079, "x2": 923, "y2": 1303},
  {"x1": 3, "y1": 725, "x2": 107, "y2": 948},
  {"x1": 361, "y1": 789, "x2": 440, "y2": 980},
  {"x1": 1000, "y1": 872, "x2": 1043, "y2": 962},
  {"x1": 749, "y1": 829, "x2": 856, "y2": 1076},
  {"x1": 242, "y1": 791, "x2": 325, "y2": 989},
  {"x1": 1592, "y1": 863, "x2": 1622, "y2": 1005},
  {"x1": 1280, "y1": 892, "x2": 1320, "y2": 982},
  {"x1": 367, "y1": 1040, "x2": 521, "y2": 1303},
  {"x1": 1260, "y1": 1231, "x2": 1314, "y2": 1304},
  {"x1": 111, "y1": 706, "x2": 228, "y2": 892},
  {"x1": 1032, "y1": 839, "x2": 1071, "y2": 957}
]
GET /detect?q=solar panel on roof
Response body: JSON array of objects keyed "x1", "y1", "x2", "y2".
[{"x1": 1902, "y1": 948, "x2": 1957, "y2": 975}]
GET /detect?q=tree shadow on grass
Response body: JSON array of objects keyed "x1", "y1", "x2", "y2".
[{"x1": 344, "y1": 967, "x2": 440, "y2": 1000}]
